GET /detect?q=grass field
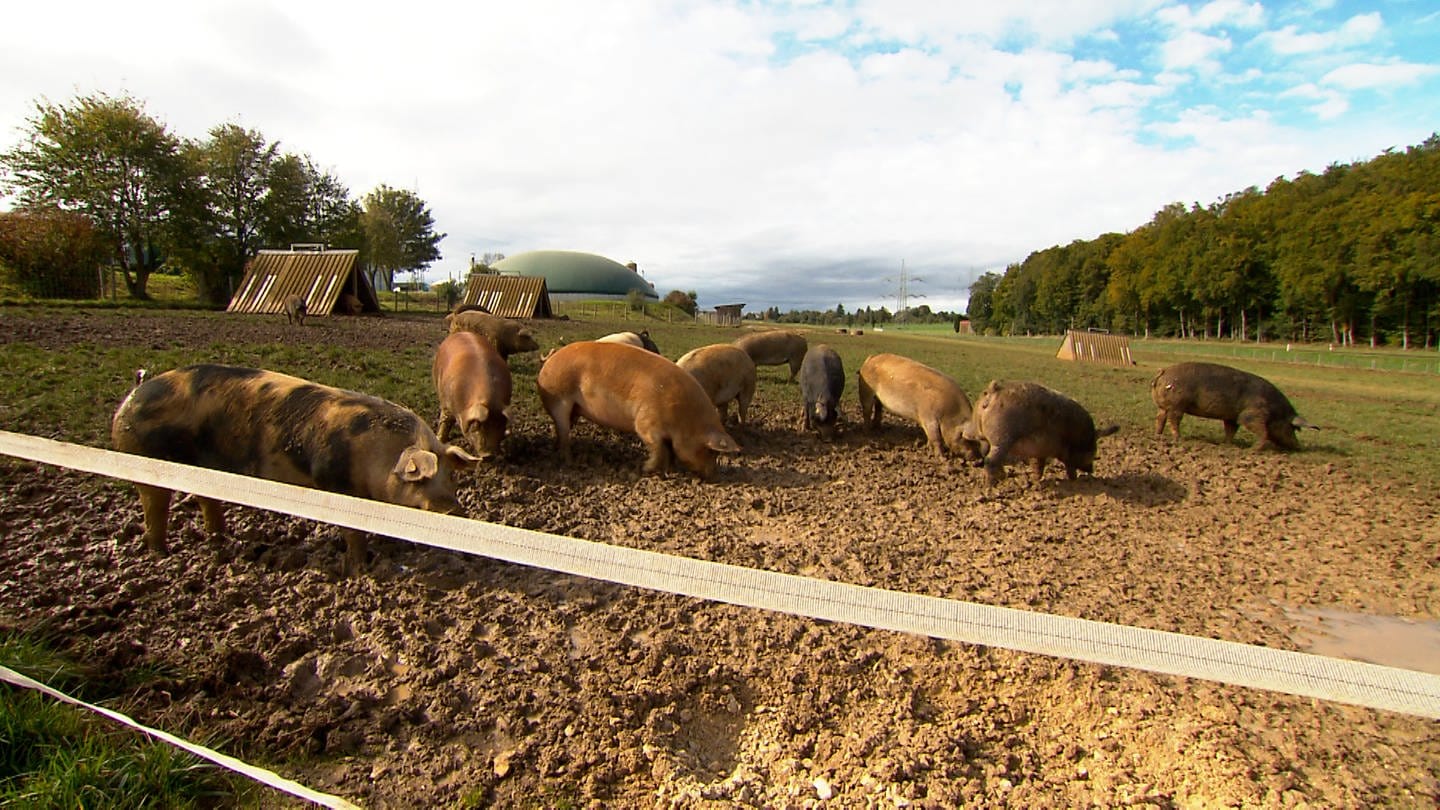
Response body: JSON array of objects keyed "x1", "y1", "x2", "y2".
[{"x1": 1, "y1": 308, "x2": 1436, "y2": 485}]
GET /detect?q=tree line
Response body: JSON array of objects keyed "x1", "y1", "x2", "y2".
[
  {"x1": 967, "y1": 134, "x2": 1440, "y2": 348},
  {"x1": 0, "y1": 92, "x2": 444, "y2": 305}
]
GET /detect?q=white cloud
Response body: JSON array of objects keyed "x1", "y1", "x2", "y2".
[
  {"x1": 1322, "y1": 62, "x2": 1440, "y2": 90},
  {"x1": 1161, "y1": 30, "x2": 1232, "y2": 72},
  {"x1": 0, "y1": 0, "x2": 1434, "y2": 311},
  {"x1": 1262, "y1": 12, "x2": 1383, "y2": 55},
  {"x1": 1157, "y1": 0, "x2": 1265, "y2": 31}
]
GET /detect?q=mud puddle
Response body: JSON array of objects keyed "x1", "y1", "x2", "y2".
[{"x1": 1286, "y1": 606, "x2": 1440, "y2": 675}]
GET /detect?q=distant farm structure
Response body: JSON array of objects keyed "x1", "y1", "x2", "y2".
[
  {"x1": 227, "y1": 246, "x2": 379, "y2": 316},
  {"x1": 458, "y1": 274, "x2": 553, "y2": 319},
  {"x1": 1056, "y1": 329, "x2": 1135, "y2": 366}
]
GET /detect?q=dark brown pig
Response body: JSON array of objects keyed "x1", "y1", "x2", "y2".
[
  {"x1": 1151, "y1": 361, "x2": 1316, "y2": 450},
  {"x1": 444, "y1": 310, "x2": 541, "y2": 359},
  {"x1": 734, "y1": 330, "x2": 808, "y2": 382},
  {"x1": 537, "y1": 342, "x2": 741, "y2": 479},
  {"x1": 798, "y1": 344, "x2": 844, "y2": 439},
  {"x1": 283, "y1": 293, "x2": 307, "y2": 325},
  {"x1": 964, "y1": 380, "x2": 1118, "y2": 485},
  {"x1": 857, "y1": 353, "x2": 980, "y2": 460},
  {"x1": 111, "y1": 364, "x2": 478, "y2": 574},
  {"x1": 676, "y1": 344, "x2": 757, "y2": 425},
  {"x1": 433, "y1": 331, "x2": 512, "y2": 458}
]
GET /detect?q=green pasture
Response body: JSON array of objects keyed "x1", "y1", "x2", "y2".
[{"x1": 2, "y1": 305, "x2": 1435, "y2": 488}]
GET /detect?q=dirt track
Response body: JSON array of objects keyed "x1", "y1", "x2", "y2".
[{"x1": 1, "y1": 310, "x2": 1438, "y2": 808}]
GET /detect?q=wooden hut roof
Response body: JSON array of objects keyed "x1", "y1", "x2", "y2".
[
  {"x1": 460, "y1": 274, "x2": 553, "y2": 318},
  {"x1": 1056, "y1": 330, "x2": 1135, "y2": 365},
  {"x1": 226, "y1": 249, "x2": 379, "y2": 316}
]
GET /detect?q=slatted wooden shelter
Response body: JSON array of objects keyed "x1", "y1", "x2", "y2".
[
  {"x1": 226, "y1": 248, "x2": 380, "y2": 316},
  {"x1": 459, "y1": 274, "x2": 553, "y2": 318},
  {"x1": 1056, "y1": 330, "x2": 1135, "y2": 365}
]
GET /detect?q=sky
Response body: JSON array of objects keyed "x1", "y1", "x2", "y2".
[{"x1": 1, "y1": 1, "x2": 1437, "y2": 314}]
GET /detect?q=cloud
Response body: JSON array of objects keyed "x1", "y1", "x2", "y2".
[
  {"x1": 1157, "y1": 0, "x2": 1265, "y2": 31},
  {"x1": 1261, "y1": 12, "x2": 1383, "y2": 55},
  {"x1": 1322, "y1": 61, "x2": 1440, "y2": 90},
  {"x1": 1161, "y1": 30, "x2": 1232, "y2": 72},
  {"x1": 1, "y1": 0, "x2": 1434, "y2": 312}
]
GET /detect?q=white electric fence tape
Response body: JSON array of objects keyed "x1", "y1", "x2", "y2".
[
  {"x1": 3, "y1": 431, "x2": 1440, "y2": 742},
  {"x1": 0, "y1": 663, "x2": 359, "y2": 809}
]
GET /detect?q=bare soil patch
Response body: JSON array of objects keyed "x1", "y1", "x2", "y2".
[{"x1": 2, "y1": 310, "x2": 1438, "y2": 808}]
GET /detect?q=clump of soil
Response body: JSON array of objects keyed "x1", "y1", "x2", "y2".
[{"x1": 1, "y1": 310, "x2": 1437, "y2": 808}]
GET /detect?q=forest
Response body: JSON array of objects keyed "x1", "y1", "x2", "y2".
[{"x1": 966, "y1": 134, "x2": 1440, "y2": 348}]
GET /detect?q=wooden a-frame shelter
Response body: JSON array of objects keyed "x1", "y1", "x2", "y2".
[{"x1": 227, "y1": 247, "x2": 380, "y2": 316}]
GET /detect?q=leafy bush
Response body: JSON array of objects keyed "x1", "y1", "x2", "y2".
[{"x1": 0, "y1": 209, "x2": 109, "y2": 298}]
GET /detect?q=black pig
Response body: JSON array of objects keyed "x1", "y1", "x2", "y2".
[
  {"x1": 1151, "y1": 361, "x2": 1316, "y2": 450},
  {"x1": 799, "y1": 345, "x2": 845, "y2": 439}
]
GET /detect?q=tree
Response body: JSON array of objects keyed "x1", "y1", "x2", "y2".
[
  {"x1": 187, "y1": 124, "x2": 278, "y2": 304},
  {"x1": 263, "y1": 154, "x2": 362, "y2": 250},
  {"x1": 663, "y1": 289, "x2": 698, "y2": 315},
  {"x1": 361, "y1": 185, "x2": 444, "y2": 291},
  {"x1": 967, "y1": 272, "x2": 1001, "y2": 333},
  {"x1": 0, "y1": 93, "x2": 192, "y2": 299},
  {"x1": 0, "y1": 207, "x2": 109, "y2": 297}
]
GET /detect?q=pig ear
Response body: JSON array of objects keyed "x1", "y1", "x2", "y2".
[
  {"x1": 446, "y1": 445, "x2": 480, "y2": 468},
  {"x1": 394, "y1": 446, "x2": 440, "y2": 482},
  {"x1": 707, "y1": 431, "x2": 741, "y2": 454}
]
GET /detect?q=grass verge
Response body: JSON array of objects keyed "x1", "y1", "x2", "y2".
[{"x1": 0, "y1": 631, "x2": 259, "y2": 808}]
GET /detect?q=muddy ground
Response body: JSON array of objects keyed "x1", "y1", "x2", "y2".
[{"x1": 1, "y1": 310, "x2": 1438, "y2": 808}]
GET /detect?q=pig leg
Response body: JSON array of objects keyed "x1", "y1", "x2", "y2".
[
  {"x1": 1222, "y1": 419, "x2": 1240, "y2": 445},
  {"x1": 1162, "y1": 411, "x2": 1184, "y2": 440},
  {"x1": 1153, "y1": 409, "x2": 1168, "y2": 435},
  {"x1": 641, "y1": 438, "x2": 673, "y2": 475},
  {"x1": 1033, "y1": 458, "x2": 1050, "y2": 480},
  {"x1": 135, "y1": 483, "x2": 173, "y2": 554},
  {"x1": 342, "y1": 529, "x2": 368, "y2": 577},
  {"x1": 1239, "y1": 412, "x2": 1274, "y2": 451},
  {"x1": 982, "y1": 445, "x2": 1008, "y2": 486},
  {"x1": 921, "y1": 420, "x2": 947, "y2": 457},
  {"x1": 787, "y1": 357, "x2": 801, "y2": 383},
  {"x1": 736, "y1": 383, "x2": 753, "y2": 425},
  {"x1": 542, "y1": 396, "x2": 576, "y2": 462},
  {"x1": 436, "y1": 408, "x2": 456, "y2": 443},
  {"x1": 198, "y1": 497, "x2": 226, "y2": 536}
]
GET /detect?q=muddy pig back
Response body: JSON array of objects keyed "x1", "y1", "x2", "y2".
[{"x1": 445, "y1": 310, "x2": 540, "y2": 358}]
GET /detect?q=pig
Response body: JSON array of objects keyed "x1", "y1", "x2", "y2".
[
  {"x1": 596, "y1": 330, "x2": 661, "y2": 353},
  {"x1": 734, "y1": 330, "x2": 808, "y2": 382},
  {"x1": 283, "y1": 294, "x2": 307, "y2": 325},
  {"x1": 536, "y1": 342, "x2": 741, "y2": 479},
  {"x1": 1151, "y1": 361, "x2": 1317, "y2": 450},
  {"x1": 798, "y1": 344, "x2": 844, "y2": 439},
  {"x1": 433, "y1": 331, "x2": 512, "y2": 458},
  {"x1": 856, "y1": 353, "x2": 981, "y2": 460},
  {"x1": 676, "y1": 344, "x2": 757, "y2": 425},
  {"x1": 964, "y1": 380, "x2": 1119, "y2": 485},
  {"x1": 445, "y1": 309, "x2": 541, "y2": 359},
  {"x1": 110, "y1": 364, "x2": 478, "y2": 575},
  {"x1": 336, "y1": 292, "x2": 363, "y2": 315}
]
